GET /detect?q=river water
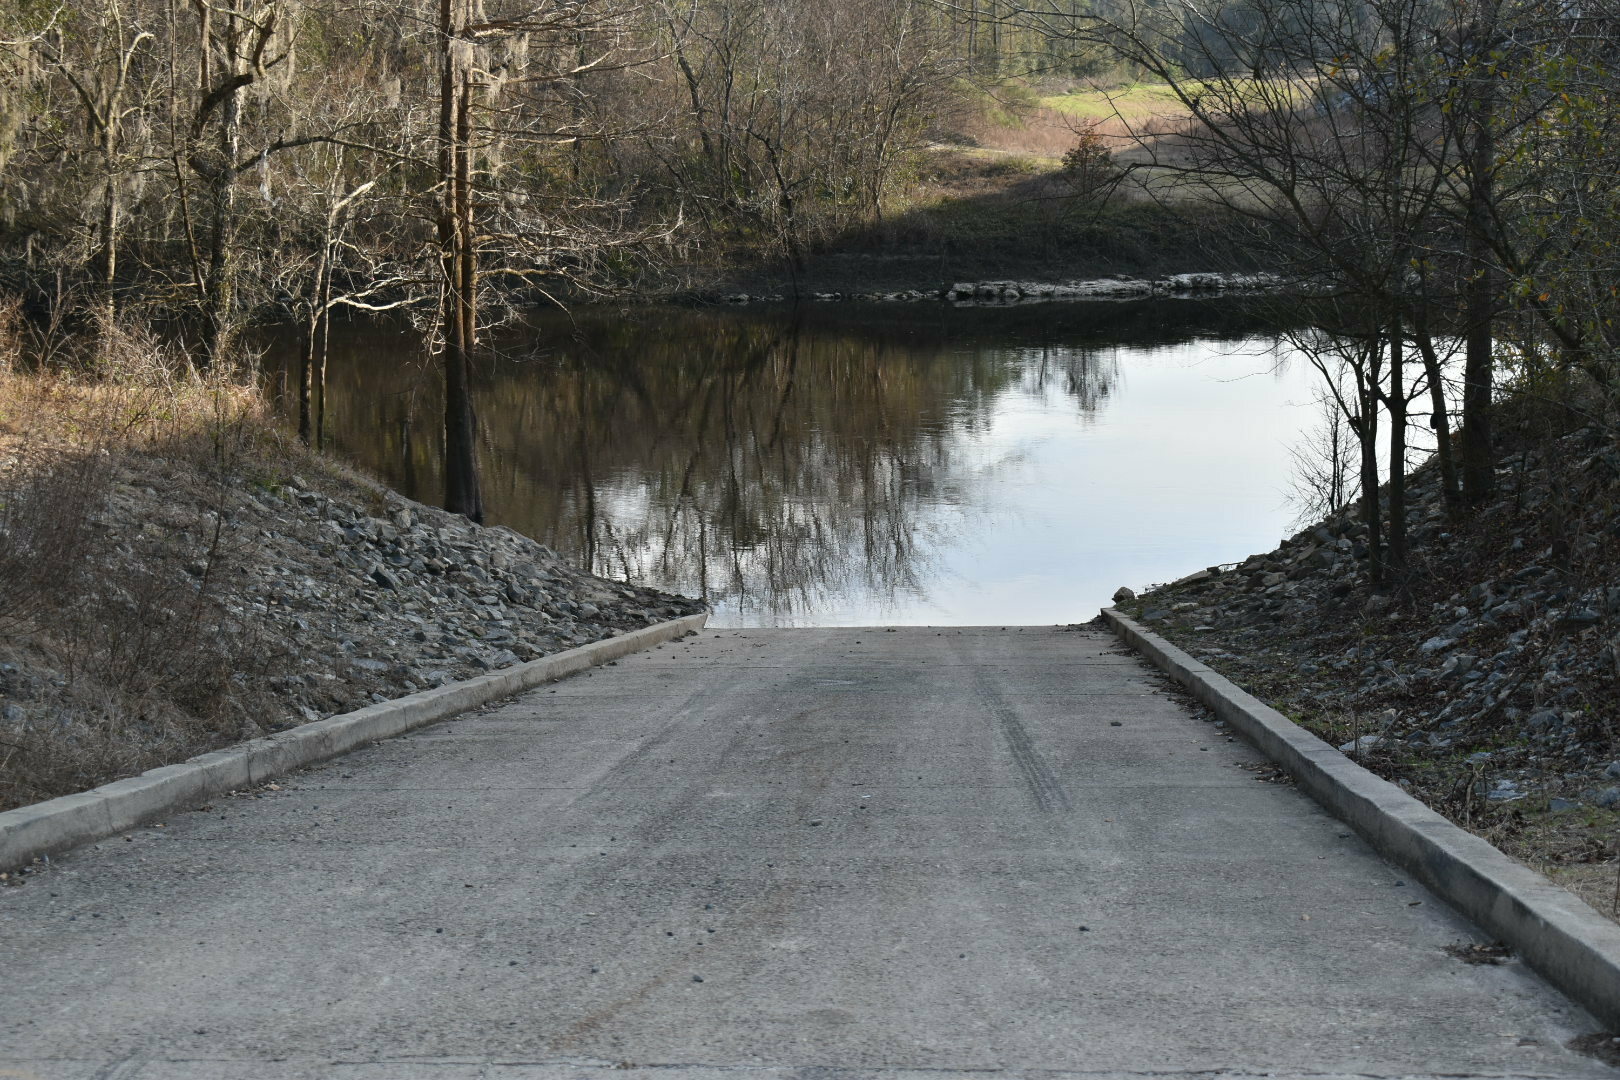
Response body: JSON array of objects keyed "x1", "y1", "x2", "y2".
[{"x1": 272, "y1": 300, "x2": 1321, "y2": 627}]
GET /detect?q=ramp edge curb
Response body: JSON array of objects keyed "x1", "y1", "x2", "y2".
[
  {"x1": 0, "y1": 612, "x2": 709, "y2": 871},
  {"x1": 1102, "y1": 605, "x2": 1620, "y2": 1029}
]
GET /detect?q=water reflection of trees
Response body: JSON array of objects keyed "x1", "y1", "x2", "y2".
[
  {"x1": 1014, "y1": 345, "x2": 1121, "y2": 415},
  {"x1": 283, "y1": 304, "x2": 1245, "y2": 619}
]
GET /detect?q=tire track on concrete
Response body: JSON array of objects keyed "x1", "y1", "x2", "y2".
[{"x1": 949, "y1": 638, "x2": 1071, "y2": 813}]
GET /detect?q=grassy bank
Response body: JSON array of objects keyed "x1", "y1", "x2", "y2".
[
  {"x1": 691, "y1": 146, "x2": 1264, "y2": 298},
  {"x1": 0, "y1": 328, "x2": 315, "y2": 809}
]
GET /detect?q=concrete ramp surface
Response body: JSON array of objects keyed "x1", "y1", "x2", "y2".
[{"x1": 2, "y1": 627, "x2": 1611, "y2": 1079}]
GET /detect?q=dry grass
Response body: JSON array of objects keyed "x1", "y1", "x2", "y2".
[
  {"x1": 957, "y1": 82, "x2": 1209, "y2": 163},
  {"x1": 0, "y1": 319, "x2": 299, "y2": 810}
]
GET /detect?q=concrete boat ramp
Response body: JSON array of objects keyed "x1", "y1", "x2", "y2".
[{"x1": 3, "y1": 626, "x2": 1613, "y2": 1079}]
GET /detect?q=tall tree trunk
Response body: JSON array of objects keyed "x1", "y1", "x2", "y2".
[
  {"x1": 96, "y1": 168, "x2": 119, "y2": 330},
  {"x1": 298, "y1": 225, "x2": 329, "y2": 446},
  {"x1": 1415, "y1": 329, "x2": 1461, "y2": 520},
  {"x1": 202, "y1": 2, "x2": 243, "y2": 364},
  {"x1": 1354, "y1": 349, "x2": 1383, "y2": 586},
  {"x1": 298, "y1": 316, "x2": 314, "y2": 444},
  {"x1": 315, "y1": 266, "x2": 332, "y2": 451},
  {"x1": 439, "y1": 0, "x2": 483, "y2": 523},
  {"x1": 1385, "y1": 324, "x2": 1409, "y2": 580},
  {"x1": 1460, "y1": 16, "x2": 1497, "y2": 507},
  {"x1": 96, "y1": 58, "x2": 122, "y2": 334}
]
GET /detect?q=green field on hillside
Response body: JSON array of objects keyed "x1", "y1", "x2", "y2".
[{"x1": 1039, "y1": 83, "x2": 1187, "y2": 122}]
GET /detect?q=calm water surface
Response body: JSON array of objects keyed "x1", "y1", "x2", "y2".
[{"x1": 276, "y1": 301, "x2": 1318, "y2": 626}]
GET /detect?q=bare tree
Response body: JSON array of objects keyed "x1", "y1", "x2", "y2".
[
  {"x1": 433, "y1": 0, "x2": 655, "y2": 522},
  {"x1": 653, "y1": 0, "x2": 964, "y2": 271},
  {"x1": 1019, "y1": 0, "x2": 1515, "y2": 583},
  {"x1": 1288, "y1": 391, "x2": 1360, "y2": 526},
  {"x1": 36, "y1": 0, "x2": 155, "y2": 329},
  {"x1": 184, "y1": 0, "x2": 296, "y2": 360}
]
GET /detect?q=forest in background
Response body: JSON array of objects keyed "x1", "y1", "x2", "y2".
[
  {"x1": 0, "y1": 0, "x2": 1092, "y2": 338},
  {"x1": 0, "y1": 0, "x2": 1617, "y2": 555},
  {"x1": 0, "y1": 0, "x2": 1115, "y2": 518}
]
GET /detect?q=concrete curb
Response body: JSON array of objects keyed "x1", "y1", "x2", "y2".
[
  {"x1": 1102, "y1": 606, "x2": 1620, "y2": 1029},
  {"x1": 0, "y1": 612, "x2": 709, "y2": 873}
]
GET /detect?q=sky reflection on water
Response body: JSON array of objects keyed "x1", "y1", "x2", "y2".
[{"x1": 869, "y1": 336, "x2": 1314, "y2": 629}]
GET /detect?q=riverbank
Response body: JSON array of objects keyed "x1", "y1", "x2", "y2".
[
  {"x1": 663, "y1": 149, "x2": 1270, "y2": 302},
  {"x1": 1110, "y1": 416, "x2": 1620, "y2": 919},
  {"x1": 0, "y1": 361, "x2": 703, "y2": 813},
  {"x1": 700, "y1": 271, "x2": 1280, "y2": 307}
]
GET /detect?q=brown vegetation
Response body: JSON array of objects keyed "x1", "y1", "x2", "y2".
[{"x1": 0, "y1": 321, "x2": 291, "y2": 808}]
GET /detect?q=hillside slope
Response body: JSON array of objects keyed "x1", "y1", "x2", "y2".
[
  {"x1": 0, "y1": 368, "x2": 703, "y2": 813},
  {"x1": 1115, "y1": 421, "x2": 1620, "y2": 916}
]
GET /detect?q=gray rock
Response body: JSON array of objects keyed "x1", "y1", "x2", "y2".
[
  {"x1": 1438, "y1": 653, "x2": 1478, "y2": 681},
  {"x1": 351, "y1": 658, "x2": 389, "y2": 675},
  {"x1": 1419, "y1": 635, "x2": 1457, "y2": 654},
  {"x1": 1549, "y1": 798, "x2": 1580, "y2": 813},
  {"x1": 370, "y1": 566, "x2": 400, "y2": 590},
  {"x1": 1337, "y1": 735, "x2": 1383, "y2": 754},
  {"x1": 1527, "y1": 709, "x2": 1564, "y2": 732},
  {"x1": 1560, "y1": 608, "x2": 1602, "y2": 627},
  {"x1": 1112, "y1": 586, "x2": 1136, "y2": 603},
  {"x1": 1596, "y1": 787, "x2": 1620, "y2": 809},
  {"x1": 1363, "y1": 594, "x2": 1393, "y2": 616}
]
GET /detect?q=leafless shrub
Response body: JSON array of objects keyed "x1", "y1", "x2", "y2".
[
  {"x1": 1286, "y1": 394, "x2": 1360, "y2": 527},
  {"x1": 0, "y1": 432, "x2": 113, "y2": 638}
]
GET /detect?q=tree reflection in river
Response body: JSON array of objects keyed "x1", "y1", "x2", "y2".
[{"x1": 269, "y1": 300, "x2": 1278, "y2": 622}]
